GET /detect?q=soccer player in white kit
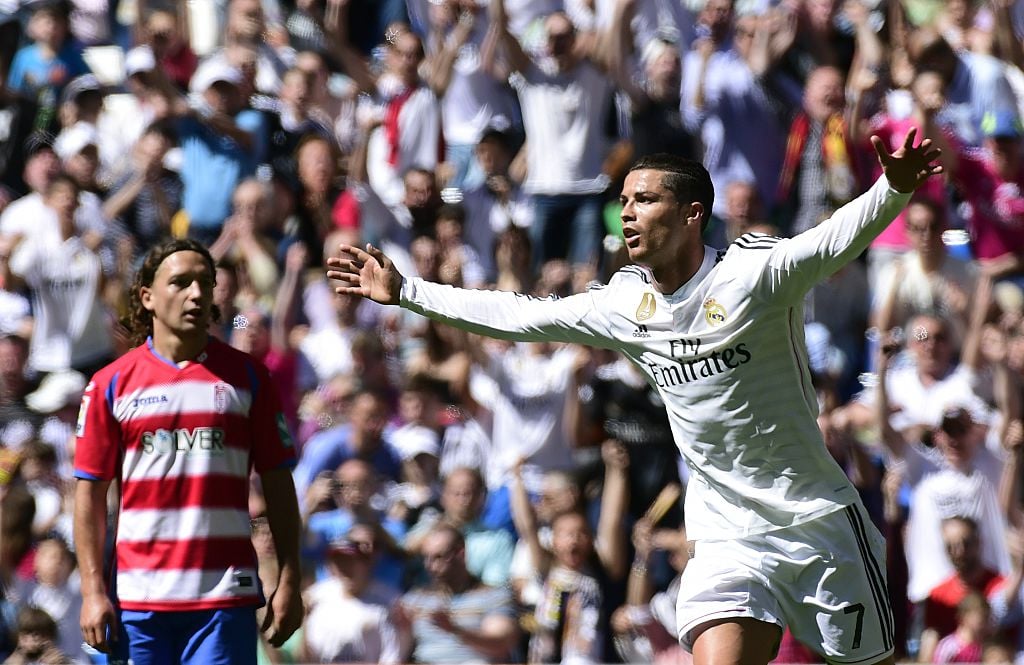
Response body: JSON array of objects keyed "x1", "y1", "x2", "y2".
[{"x1": 326, "y1": 130, "x2": 942, "y2": 665}]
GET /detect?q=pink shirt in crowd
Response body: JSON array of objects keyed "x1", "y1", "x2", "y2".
[
  {"x1": 867, "y1": 115, "x2": 948, "y2": 252},
  {"x1": 953, "y1": 146, "x2": 1024, "y2": 261}
]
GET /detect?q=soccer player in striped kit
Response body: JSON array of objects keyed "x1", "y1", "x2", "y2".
[
  {"x1": 73, "y1": 239, "x2": 303, "y2": 664},
  {"x1": 327, "y1": 130, "x2": 942, "y2": 665}
]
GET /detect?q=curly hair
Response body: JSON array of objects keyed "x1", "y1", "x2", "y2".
[{"x1": 125, "y1": 239, "x2": 220, "y2": 346}]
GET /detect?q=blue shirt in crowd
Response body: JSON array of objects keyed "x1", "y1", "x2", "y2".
[{"x1": 177, "y1": 110, "x2": 267, "y2": 230}]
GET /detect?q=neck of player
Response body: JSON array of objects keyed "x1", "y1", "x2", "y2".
[
  {"x1": 648, "y1": 243, "x2": 705, "y2": 295},
  {"x1": 152, "y1": 324, "x2": 209, "y2": 366}
]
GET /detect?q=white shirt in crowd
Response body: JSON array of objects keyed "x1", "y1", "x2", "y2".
[
  {"x1": 470, "y1": 343, "x2": 578, "y2": 494},
  {"x1": 9, "y1": 235, "x2": 112, "y2": 373},
  {"x1": 439, "y1": 22, "x2": 520, "y2": 147},
  {"x1": 511, "y1": 60, "x2": 612, "y2": 196},
  {"x1": 898, "y1": 442, "x2": 1010, "y2": 602},
  {"x1": 303, "y1": 577, "x2": 401, "y2": 664},
  {"x1": 366, "y1": 86, "x2": 442, "y2": 208}
]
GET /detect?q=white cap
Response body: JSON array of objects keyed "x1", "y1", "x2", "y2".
[
  {"x1": 189, "y1": 58, "x2": 243, "y2": 94},
  {"x1": 125, "y1": 45, "x2": 157, "y2": 77},
  {"x1": 26, "y1": 370, "x2": 87, "y2": 414},
  {"x1": 54, "y1": 122, "x2": 99, "y2": 161},
  {"x1": 391, "y1": 425, "x2": 440, "y2": 461}
]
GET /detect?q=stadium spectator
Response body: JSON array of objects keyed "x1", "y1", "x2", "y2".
[
  {"x1": 3, "y1": 606, "x2": 72, "y2": 665},
  {"x1": 293, "y1": 390, "x2": 400, "y2": 497},
  {"x1": 407, "y1": 467, "x2": 514, "y2": 587},
  {"x1": 681, "y1": 0, "x2": 785, "y2": 222},
  {"x1": 304, "y1": 458, "x2": 407, "y2": 590},
  {"x1": 396, "y1": 524, "x2": 518, "y2": 664},
  {"x1": 775, "y1": 65, "x2": 858, "y2": 236},
  {"x1": 2, "y1": 175, "x2": 114, "y2": 376},
  {"x1": 871, "y1": 199, "x2": 976, "y2": 342},
  {"x1": 326, "y1": 7, "x2": 441, "y2": 210},
  {"x1": 136, "y1": 7, "x2": 197, "y2": 92},
  {"x1": 7, "y1": 0, "x2": 89, "y2": 118},
  {"x1": 171, "y1": 60, "x2": 268, "y2": 244},
  {"x1": 0, "y1": 334, "x2": 36, "y2": 448},
  {"x1": 488, "y1": 0, "x2": 613, "y2": 268},
  {"x1": 102, "y1": 121, "x2": 183, "y2": 255},
  {"x1": 300, "y1": 524, "x2": 402, "y2": 663},
  {"x1": 426, "y1": 0, "x2": 519, "y2": 191},
  {"x1": 923, "y1": 516, "x2": 1007, "y2": 641},
  {"x1": 928, "y1": 591, "x2": 990, "y2": 664},
  {"x1": 870, "y1": 333, "x2": 1013, "y2": 607},
  {"x1": 15, "y1": 537, "x2": 82, "y2": 660},
  {"x1": 460, "y1": 127, "x2": 531, "y2": 281}
]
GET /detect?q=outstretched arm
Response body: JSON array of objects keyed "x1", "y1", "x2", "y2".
[
  {"x1": 326, "y1": 243, "x2": 617, "y2": 345},
  {"x1": 755, "y1": 128, "x2": 943, "y2": 304}
]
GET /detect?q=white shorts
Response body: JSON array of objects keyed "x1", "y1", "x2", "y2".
[{"x1": 677, "y1": 503, "x2": 894, "y2": 664}]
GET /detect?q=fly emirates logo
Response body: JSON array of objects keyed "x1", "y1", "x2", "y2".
[
  {"x1": 643, "y1": 337, "x2": 752, "y2": 388},
  {"x1": 142, "y1": 427, "x2": 227, "y2": 456}
]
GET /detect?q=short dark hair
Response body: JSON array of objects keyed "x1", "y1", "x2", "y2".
[
  {"x1": 628, "y1": 154, "x2": 715, "y2": 233},
  {"x1": 143, "y1": 119, "x2": 179, "y2": 146},
  {"x1": 16, "y1": 607, "x2": 57, "y2": 639},
  {"x1": 906, "y1": 196, "x2": 946, "y2": 228},
  {"x1": 125, "y1": 239, "x2": 220, "y2": 346},
  {"x1": 477, "y1": 128, "x2": 511, "y2": 151},
  {"x1": 436, "y1": 203, "x2": 466, "y2": 227}
]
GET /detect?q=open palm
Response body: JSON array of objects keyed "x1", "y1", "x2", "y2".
[
  {"x1": 325, "y1": 243, "x2": 404, "y2": 305},
  {"x1": 871, "y1": 126, "x2": 943, "y2": 193}
]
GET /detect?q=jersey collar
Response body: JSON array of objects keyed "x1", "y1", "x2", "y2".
[
  {"x1": 666, "y1": 245, "x2": 718, "y2": 303},
  {"x1": 146, "y1": 336, "x2": 211, "y2": 369}
]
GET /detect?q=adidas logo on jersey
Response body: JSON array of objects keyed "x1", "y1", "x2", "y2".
[{"x1": 633, "y1": 325, "x2": 651, "y2": 338}]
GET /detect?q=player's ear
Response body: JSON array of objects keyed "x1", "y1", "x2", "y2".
[
  {"x1": 140, "y1": 286, "x2": 155, "y2": 312},
  {"x1": 685, "y1": 202, "x2": 705, "y2": 230}
]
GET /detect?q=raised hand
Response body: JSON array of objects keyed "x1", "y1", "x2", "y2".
[
  {"x1": 325, "y1": 243, "x2": 404, "y2": 305},
  {"x1": 871, "y1": 127, "x2": 943, "y2": 193}
]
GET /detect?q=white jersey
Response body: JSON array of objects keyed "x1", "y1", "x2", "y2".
[{"x1": 399, "y1": 176, "x2": 912, "y2": 540}]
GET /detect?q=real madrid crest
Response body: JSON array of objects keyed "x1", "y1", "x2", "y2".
[
  {"x1": 636, "y1": 292, "x2": 656, "y2": 321},
  {"x1": 703, "y1": 298, "x2": 727, "y2": 326}
]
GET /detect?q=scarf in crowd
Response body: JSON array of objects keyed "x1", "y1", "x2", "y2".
[
  {"x1": 383, "y1": 85, "x2": 446, "y2": 168},
  {"x1": 384, "y1": 87, "x2": 415, "y2": 166},
  {"x1": 777, "y1": 112, "x2": 857, "y2": 206}
]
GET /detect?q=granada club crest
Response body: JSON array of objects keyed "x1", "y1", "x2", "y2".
[
  {"x1": 704, "y1": 298, "x2": 727, "y2": 326},
  {"x1": 636, "y1": 292, "x2": 656, "y2": 321},
  {"x1": 214, "y1": 382, "x2": 230, "y2": 414}
]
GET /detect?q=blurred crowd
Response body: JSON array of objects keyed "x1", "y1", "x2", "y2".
[{"x1": 3, "y1": 0, "x2": 1024, "y2": 662}]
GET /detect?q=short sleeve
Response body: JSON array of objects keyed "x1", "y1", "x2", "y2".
[
  {"x1": 249, "y1": 361, "x2": 298, "y2": 473},
  {"x1": 7, "y1": 48, "x2": 28, "y2": 93},
  {"x1": 484, "y1": 586, "x2": 516, "y2": 620},
  {"x1": 235, "y1": 110, "x2": 268, "y2": 162},
  {"x1": 73, "y1": 373, "x2": 122, "y2": 481},
  {"x1": 7, "y1": 238, "x2": 38, "y2": 282}
]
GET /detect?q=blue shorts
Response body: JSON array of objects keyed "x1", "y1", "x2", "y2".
[{"x1": 110, "y1": 607, "x2": 257, "y2": 665}]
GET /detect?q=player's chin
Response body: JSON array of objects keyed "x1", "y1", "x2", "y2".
[
  {"x1": 180, "y1": 314, "x2": 210, "y2": 330},
  {"x1": 624, "y1": 244, "x2": 648, "y2": 263}
]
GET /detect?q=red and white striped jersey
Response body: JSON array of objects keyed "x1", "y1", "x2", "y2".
[{"x1": 74, "y1": 337, "x2": 296, "y2": 611}]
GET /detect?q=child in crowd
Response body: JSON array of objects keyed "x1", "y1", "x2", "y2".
[
  {"x1": 16, "y1": 538, "x2": 81, "y2": 662},
  {"x1": 3, "y1": 606, "x2": 72, "y2": 665},
  {"x1": 932, "y1": 592, "x2": 991, "y2": 664}
]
